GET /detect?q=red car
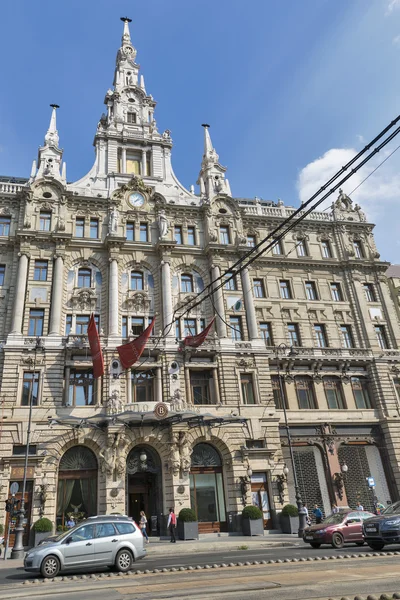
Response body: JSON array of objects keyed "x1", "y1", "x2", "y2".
[{"x1": 303, "y1": 510, "x2": 375, "y2": 549}]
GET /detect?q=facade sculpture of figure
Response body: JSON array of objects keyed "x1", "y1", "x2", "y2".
[
  {"x1": 170, "y1": 432, "x2": 181, "y2": 475},
  {"x1": 109, "y1": 205, "x2": 119, "y2": 235},
  {"x1": 115, "y1": 433, "x2": 129, "y2": 476},
  {"x1": 170, "y1": 389, "x2": 183, "y2": 410},
  {"x1": 178, "y1": 431, "x2": 191, "y2": 475},
  {"x1": 107, "y1": 389, "x2": 123, "y2": 414},
  {"x1": 158, "y1": 209, "x2": 169, "y2": 239},
  {"x1": 99, "y1": 437, "x2": 116, "y2": 477},
  {"x1": 23, "y1": 196, "x2": 33, "y2": 229}
]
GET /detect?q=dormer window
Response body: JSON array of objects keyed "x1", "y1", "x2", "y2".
[{"x1": 127, "y1": 112, "x2": 137, "y2": 124}]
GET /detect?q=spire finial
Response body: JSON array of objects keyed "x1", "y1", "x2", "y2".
[
  {"x1": 202, "y1": 123, "x2": 213, "y2": 156},
  {"x1": 45, "y1": 104, "x2": 60, "y2": 148},
  {"x1": 120, "y1": 16, "x2": 132, "y2": 45}
]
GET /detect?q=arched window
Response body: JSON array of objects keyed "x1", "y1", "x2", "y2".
[
  {"x1": 323, "y1": 376, "x2": 346, "y2": 409},
  {"x1": 190, "y1": 443, "x2": 226, "y2": 528},
  {"x1": 181, "y1": 273, "x2": 193, "y2": 293},
  {"x1": 77, "y1": 268, "x2": 91, "y2": 288},
  {"x1": 131, "y1": 271, "x2": 144, "y2": 290},
  {"x1": 57, "y1": 446, "x2": 97, "y2": 527}
]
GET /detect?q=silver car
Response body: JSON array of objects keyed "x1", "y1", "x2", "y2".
[{"x1": 24, "y1": 515, "x2": 146, "y2": 578}]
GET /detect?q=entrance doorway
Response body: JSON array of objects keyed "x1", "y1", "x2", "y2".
[{"x1": 126, "y1": 446, "x2": 162, "y2": 536}]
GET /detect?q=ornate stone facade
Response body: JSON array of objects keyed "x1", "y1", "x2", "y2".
[{"x1": 0, "y1": 19, "x2": 400, "y2": 539}]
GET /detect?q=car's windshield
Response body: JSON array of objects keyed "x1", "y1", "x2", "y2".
[
  {"x1": 321, "y1": 514, "x2": 345, "y2": 525},
  {"x1": 382, "y1": 501, "x2": 400, "y2": 515},
  {"x1": 54, "y1": 524, "x2": 81, "y2": 542}
]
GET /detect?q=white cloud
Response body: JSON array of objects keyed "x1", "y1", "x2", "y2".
[
  {"x1": 356, "y1": 134, "x2": 366, "y2": 144},
  {"x1": 386, "y1": 0, "x2": 400, "y2": 14},
  {"x1": 393, "y1": 34, "x2": 400, "y2": 45}
]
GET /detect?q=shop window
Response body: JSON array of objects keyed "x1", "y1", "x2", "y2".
[
  {"x1": 28, "y1": 309, "x2": 44, "y2": 336},
  {"x1": 240, "y1": 373, "x2": 256, "y2": 404},
  {"x1": 323, "y1": 377, "x2": 346, "y2": 409},
  {"x1": 295, "y1": 376, "x2": 317, "y2": 409},
  {"x1": 21, "y1": 371, "x2": 40, "y2": 406},
  {"x1": 190, "y1": 443, "x2": 226, "y2": 525},
  {"x1": 190, "y1": 370, "x2": 213, "y2": 405},
  {"x1": 57, "y1": 446, "x2": 97, "y2": 528},
  {"x1": 351, "y1": 377, "x2": 372, "y2": 409},
  {"x1": 34, "y1": 260, "x2": 48, "y2": 281},
  {"x1": 131, "y1": 370, "x2": 154, "y2": 403},
  {"x1": 68, "y1": 369, "x2": 95, "y2": 406},
  {"x1": 0, "y1": 216, "x2": 11, "y2": 236}
]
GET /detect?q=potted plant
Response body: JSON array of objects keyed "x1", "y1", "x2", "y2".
[
  {"x1": 177, "y1": 508, "x2": 198, "y2": 541},
  {"x1": 33, "y1": 518, "x2": 53, "y2": 546},
  {"x1": 280, "y1": 504, "x2": 299, "y2": 534},
  {"x1": 242, "y1": 505, "x2": 264, "y2": 536}
]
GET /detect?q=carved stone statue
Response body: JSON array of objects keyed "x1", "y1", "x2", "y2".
[
  {"x1": 158, "y1": 209, "x2": 169, "y2": 239},
  {"x1": 99, "y1": 438, "x2": 116, "y2": 477},
  {"x1": 170, "y1": 432, "x2": 181, "y2": 475},
  {"x1": 170, "y1": 389, "x2": 183, "y2": 410},
  {"x1": 178, "y1": 431, "x2": 191, "y2": 475},
  {"x1": 107, "y1": 389, "x2": 123, "y2": 414},
  {"x1": 115, "y1": 433, "x2": 129, "y2": 476},
  {"x1": 109, "y1": 206, "x2": 119, "y2": 235},
  {"x1": 23, "y1": 195, "x2": 33, "y2": 229}
]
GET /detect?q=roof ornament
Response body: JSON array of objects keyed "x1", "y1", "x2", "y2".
[{"x1": 44, "y1": 104, "x2": 60, "y2": 148}]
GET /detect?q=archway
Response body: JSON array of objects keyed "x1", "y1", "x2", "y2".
[
  {"x1": 57, "y1": 446, "x2": 98, "y2": 528},
  {"x1": 190, "y1": 443, "x2": 227, "y2": 533},
  {"x1": 126, "y1": 446, "x2": 162, "y2": 536}
]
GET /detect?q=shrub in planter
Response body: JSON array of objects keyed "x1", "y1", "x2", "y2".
[
  {"x1": 280, "y1": 504, "x2": 299, "y2": 534},
  {"x1": 33, "y1": 518, "x2": 53, "y2": 546},
  {"x1": 177, "y1": 508, "x2": 198, "y2": 540},
  {"x1": 242, "y1": 505, "x2": 264, "y2": 536}
]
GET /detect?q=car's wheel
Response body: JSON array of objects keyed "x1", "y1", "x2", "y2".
[
  {"x1": 367, "y1": 542, "x2": 385, "y2": 551},
  {"x1": 115, "y1": 549, "x2": 133, "y2": 572},
  {"x1": 331, "y1": 533, "x2": 344, "y2": 549},
  {"x1": 40, "y1": 555, "x2": 60, "y2": 578},
  {"x1": 355, "y1": 542, "x2": 364, "y2": 546},
  {"x1": 310, "y1": 542, "x2": 321, "y2": 549}
]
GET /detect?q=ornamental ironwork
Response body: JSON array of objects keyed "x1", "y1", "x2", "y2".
[
  {"x1": 59, "y1": 445, "x2": 97, "y2": 471},
  {"x1": 191, "y1": 443, "x2": 221, "y2": 467}
]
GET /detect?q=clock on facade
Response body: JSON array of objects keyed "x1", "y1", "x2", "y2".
[{"x1": 129, "y1": 192, "x2": 145, "y2": 207}]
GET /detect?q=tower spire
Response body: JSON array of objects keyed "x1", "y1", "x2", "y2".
[
  {"x1": 202, "y1": 123, "x2": 213, "y2": 156},
  {"x1": 45, "y1": 104, "x2": 60, "y2": 148},
  {"x1": 120, "y1": 16, "x2": 132, "y2": 46},
  {"x1": 197, "y1": 124, "x2": 231, "y2": 199}
]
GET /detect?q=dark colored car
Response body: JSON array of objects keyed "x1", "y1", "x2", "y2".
[
  {"x1": 363, "y1": 500, "x2": 400, "y2": 550},
  {"x1": 303, "y1": 510, "x2": 375, "y2": 549}
]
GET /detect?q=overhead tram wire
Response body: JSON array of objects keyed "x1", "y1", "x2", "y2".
[
  {"x1": 175, "y1": 120, "x2": 400, "y2": 322},
  {"x1": 161, "y1": 115, "x2": 400, "y2": 330}
]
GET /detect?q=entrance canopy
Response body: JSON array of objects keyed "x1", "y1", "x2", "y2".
[{"x1": 48, "y1": 409, "x2": 246, "y2": 431}]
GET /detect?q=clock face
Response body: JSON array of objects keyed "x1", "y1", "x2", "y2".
[{"x1": 129, "y1": 192, "x2": 145, "y2": 207}]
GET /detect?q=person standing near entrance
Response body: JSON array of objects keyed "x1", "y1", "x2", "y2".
[
  {"x1": 313, "y1": 504, "x2": 323, "y2": 524},
  {"x1": 139, "y1": 511, "x2": 149, "y2": 543},
  {"x1": 167, "y1": 507, "x2": 176, "y2": 543}
]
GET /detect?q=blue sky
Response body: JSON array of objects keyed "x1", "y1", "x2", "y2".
[{"x1": 1, "y1": 0, "x2": 400, "y2": 260}]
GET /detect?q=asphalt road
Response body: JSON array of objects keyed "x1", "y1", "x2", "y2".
[{"x1": 1, "y1": 540, "x2": 400, "y2": 585}]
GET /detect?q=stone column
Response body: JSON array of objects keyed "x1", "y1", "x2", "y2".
[
  {"x1": 141, "y1": 150, "x2": 147, "y2": 176},
  {"x1": 63, "y1": 367, "x2": 71, "y2": 406},
  {"x1": 126, "y1": 370, "x2": 132, "y2": 404},
  {"x1": 121, "y1": 148, "x2": 127, "y2": 174},
  {"x1": 211, "y1": 265, "x2": 227, "y2": 338},
  {"x1": 212, "y1": 367, "x2": 220, "y2": 404},
  {"x1": 156, "y1": 366, "x2": 163, "y2": 402},
  {"x1": 10, "y1": 252, "x2": 29, "y2": 334},
  {"x1": 49, "y1": 255, "x2": 64, "y2": 335},
  {"x1": 109, "y1": 258, "x2": 119, "y2": 336},
  {"x1": 241, "y1": 267, "x2": 259, "y2": 340},
  {"x1": 161, "y1": 260, "x2": 173, "y2": 337}
]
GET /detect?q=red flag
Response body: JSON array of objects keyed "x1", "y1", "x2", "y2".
[
  {"x1": 87, "y1": 314, "x2": 104, "y2": 378},
  {"x1": 117, "y1": 317, "x2": 156, "y2": 369},
  {"x1": 183, "y1": 317, "x2": 216, "y2": 348}
]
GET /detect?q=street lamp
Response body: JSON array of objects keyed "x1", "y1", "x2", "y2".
[
  {"x1": 275, "y1": 343, "x2": 307, "y2": 538},
  {"x1": 11, "y1": 337, "x2": 43, "y2": 559},
  {"x1": 341, "y1": 462, "x2": 348, "y2": 474}
]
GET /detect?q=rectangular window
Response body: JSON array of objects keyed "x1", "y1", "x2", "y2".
[
  {"x1": 126, "y1": 222, "x2": 135, "y2": 241},
  {"x1": 280, "y1": 280, "x2": 292, "y2": 299},
  {"x1": 187, "y1": 226, "x2": 196, "y2": 245},
  {"x1": 295, "y1": 377, "x2": 316, "y2": 409},
  {"x1": 0, "y1": 264, "x2": 5, "y2": 285},
  {"x1": 314, "y1": 324, "x2": 328, "y2": 348},
  {"x1": 175, "y1": 320, "x2": 180, "y2": 340},
  {"x1": 39, "y1": 211, "x2": 51, "y2": 231},
  {"x1": 33, "y1": 260, "x2": 48, "y2": 281},
  {"x1": 354, "y1": 241, "x2": 364, "y2": 258},
  {"x1": 183, "y1": 318, "x2": 197, "y2": 337},
  {"x1": 288, "y1": 323, "x2": 300, "y2": 346},
  {"x1": 224, "y1": 273, "x2": 237, "y2": 291},
  {"x1": 131, "y1": 317, "x2": 145, "y2": 336},
  {"x1": 271, "y1": 375, "x2": 287, "y2": 409},
  {"x1": 230, "y1": 316, "x2": 243, "y2": 341},
  {"x1": 330, "y1": 282, "x2": 343, "y2": 301},
  {"x1": 126, "y1": 152, "x2": 141, "y2": 175},
  {"x1": 78, "y1": 268, "x2": 91, "y2": 288},
  {"x1": 28, "y1": 309, "x2": 44, "y2": 336},
  {"x1": 341, "y1": 325, "x2": 354, "y2": 348},
  {"x1": 76, "y1": 217, "x2": 85, "y2": 238},
  {"x1": 0, "y1": 216, "x2": 11, "y2": 236},
  {"x1": 127, "y1": 112, "x2": 137, "y2": 124},
  {"x1": 76, "y1": 315, "x2": 90, "y2": 335},
  {"x1": 140, "y1": 223, "x2": 148, "y2": 242},
  {"x1": 321, "y1": 240, "x2": 332, "y2": 258},
  {"x1": 174, "y1": 226, "x2": 183, "y2": 244},
  {"x1": 324, "y1": 377, "x2": 346, "y2": 409},
  {"x1": 241, "y1": 373, "x2": 256, "y2": 405},
  {"x1": 260, "y1": 322, "x2": 272, "y2": 345},
  {"x1": 181, "y1": 274, "x2": 193, "y2": 293},
  {"x1": 21, "y1": 371, "x2": 40, "y2": 406},
  {"x1": 297, "y1": 240, "x2": 307, "y2": 257},
  {"x1": 220, "y1": 226, "x2": 230, "y2": 245},
  {"x1": 247, "y1": 235, "x2": 256, "y2": 247},
  {"x1": 90, "y1": 218, "x2": 99, "y2": 239},
  {"x1": 272, "y1": 239, "x2": 283, "y2": 255},
  {"x1": 191, "y1": 370, "x2": 213, "y2": 405},
  {"x1": 132, "y1": 371, "x2": 153, "y2": 403},
  {"x1": 130, "y1": 271, "x2": 144, "y2": 290},
  {"x1": 351, "y1": 377, "x2": 372, "y2": 409},
  {"x1": 363, "y1": 283, "x2": 376, "y2": 302},
  {"x1": 245, "y1": 440, "x2": 265, "y2": 449},
  {"x1": 12, "y1": 444, "x2": 37, "y2": 456},
  {"x1": 122, "y1": 316, "x2": 128, "y2": 338},
  {"x1": 375, "y1": 325, "x2": 389, "y2": 349},
  {"x1": 66, "y1": 314, "x2": 72, "y2": 335},
  {"x1": 305, "y1": 281, "x2": 317, "y2": 300},
  {"x1": 68, "y1": 369, "x2": 94, "y2": 406},
  {"x1": 253, "y1": 279, "x2": 265, "y2": 298},
  {"x1": 199, "y1": 318, "x2": 206, "y2": 331}
]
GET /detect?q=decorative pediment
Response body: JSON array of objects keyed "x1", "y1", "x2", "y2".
[
  {"x1": 70, "y1": 287, "x2": 97, "y2": 310},
  {"x1": 112, "y1": 175, "x2": 153, "y2": 202}
]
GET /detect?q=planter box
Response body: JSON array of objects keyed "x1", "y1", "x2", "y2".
[
  {"x1": 177, "y1": 521, "x2": 199, "y2": 541},
  {"x1": 242, "y1": 518, "x2": 264, "y2": 537},
  {"x1": 34, "y1": 531, "x2": 52, "y2": 547},
  {"x1": 280, "y1": 514, "x2": 299, "y2": 534}
]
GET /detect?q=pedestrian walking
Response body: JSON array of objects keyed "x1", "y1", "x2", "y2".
[
  {"x1": 167, "y1": 507, "x2": 176, "y2": 543},
  {"x1": 313, "y1": 504, "x2": 323, "y2": 524},
  {"x1": 375, "y1": 500, "x2": 385, "y2": 515},
  {"x1": 356, "y1": 502, "x2": 364, "y2": 511},
  {"x1": 331, "y1": 503, "x2": 339, "y2": 514},
  {"x1": 303, "y1": 503, "x2": 311, "y2": 526},
  {"x1": 139, "y1": 511, "x2": 149, "y2": 543}
]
